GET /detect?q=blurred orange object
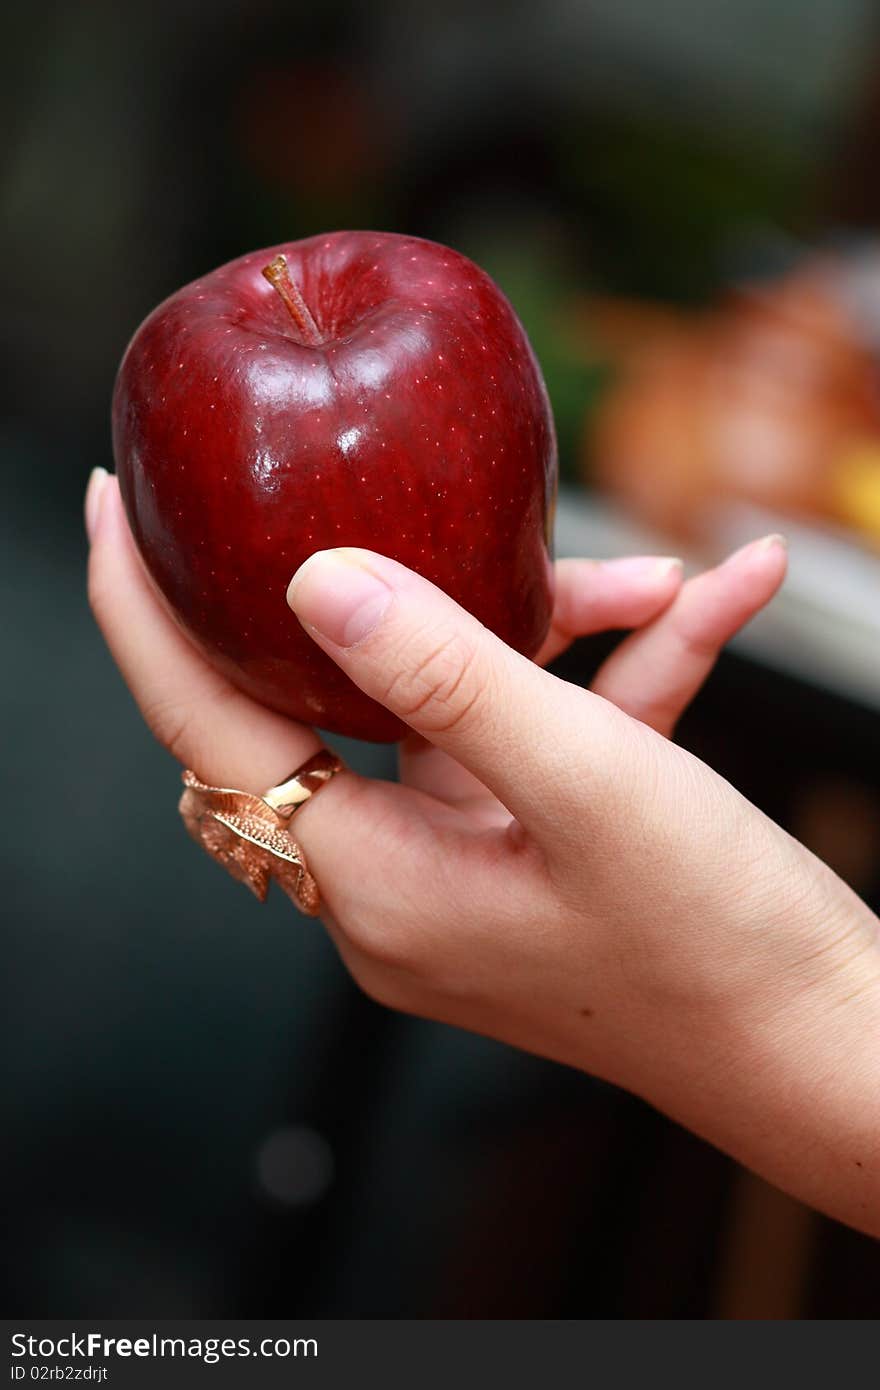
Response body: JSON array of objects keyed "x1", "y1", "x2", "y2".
[{"x1": 588, "y1": 263, "x2": 880, "y2": 545}]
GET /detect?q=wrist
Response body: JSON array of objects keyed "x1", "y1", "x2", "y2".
[{"x1": 617, "y1": 867, "x2": 880, "y2": 1234}]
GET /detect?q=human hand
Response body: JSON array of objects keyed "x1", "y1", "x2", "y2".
[{"x1": 86, "y1": 469, "x2": 880, "y2": 1233}]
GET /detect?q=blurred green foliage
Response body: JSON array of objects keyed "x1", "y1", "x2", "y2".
[
  {"x1": 465, "y1": 235, "x2": 612, "y2": 481},
  {"x1": 556, "y1": 111, "x2": 815, "y2": 301}
]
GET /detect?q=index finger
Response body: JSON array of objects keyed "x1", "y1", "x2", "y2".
[
  {"x1": 85, "y1": 471, "x2": 466, "y2": 926},
  {"x1": 87, "y1": 471, "x2": 319, "y2": 792}
]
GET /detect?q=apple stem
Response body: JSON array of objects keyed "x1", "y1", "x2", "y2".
[{"x1": 262, "y1": 254, "x2": 323, "y2": 346}]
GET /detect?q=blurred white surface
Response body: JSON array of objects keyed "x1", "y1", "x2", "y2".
[{"x1": 556, "y1": 488, "x2": 880, "y2": 712}]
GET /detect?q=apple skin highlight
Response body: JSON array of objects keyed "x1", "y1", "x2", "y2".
[{"x1": 112, "y1": 231, "x2": 557, "y2": 741}]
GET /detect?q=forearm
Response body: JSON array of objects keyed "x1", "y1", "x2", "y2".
[{"x1": 622, "y1": 873, "x2": 880, "y2": 1236}]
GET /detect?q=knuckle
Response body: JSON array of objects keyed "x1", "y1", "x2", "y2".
[
  {"x1": 142, "y1": 698, "x2": 190, "y2": 762},
  {"x1": 338, "y1": 903, "x2": 432, "y2": 981},
  {"x1": 140, "y1": 691, "x2": 200, "y2": 764},
  {"x1": 382, "y1": 626, "x2": 485, "y2": 735},
  {"x1": 141, "y1": 680, "x2": 236, "y2": 767},
  {"x1": 343, "y1": 906, "x2": 425, "y2": 974},
  {"x1": 678, "y1": 627, "x2": 720, "y2": 663}
]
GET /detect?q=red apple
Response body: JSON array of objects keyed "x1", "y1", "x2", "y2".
[{"x1": 112, "y1": 231, "x2": 557, "y2": 741}]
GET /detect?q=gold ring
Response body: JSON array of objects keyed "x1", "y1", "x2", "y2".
[
  {"x1": 178, "y1": 749, "x2": 344, "y2": 915},
  {"x1": 261, "y1": 749, "x2": 345, "y2": 818}
]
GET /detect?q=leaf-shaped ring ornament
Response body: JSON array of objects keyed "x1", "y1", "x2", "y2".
[{"x1": 178, "y1": 751, "x2": 344, "y2": 915}]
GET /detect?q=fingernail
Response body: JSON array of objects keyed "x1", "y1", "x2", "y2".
[
  {"x1": 723, "y1": 532, "x2": 788, "y2": 566},
  {"x1": 85, "y1": 467, "x2": 109, "y2": 542},
  {"x1": 759, "y1": 532, "x2": 788, "y2": 552},
  {"x1": 287, "y1": 549, "x2": 394, "y2": 647},
  {"x1": 604, "y1": 555, "x2": 683, "y2": 580}
]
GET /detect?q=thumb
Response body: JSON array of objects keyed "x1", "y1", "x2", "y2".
[{"x1": 287, "y1": 547, "x2": 600, "y2": 843}]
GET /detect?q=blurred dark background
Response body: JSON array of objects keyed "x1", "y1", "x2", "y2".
[{"x1": 5, "y1": 0, "x2": 880, "y2": 1318}]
